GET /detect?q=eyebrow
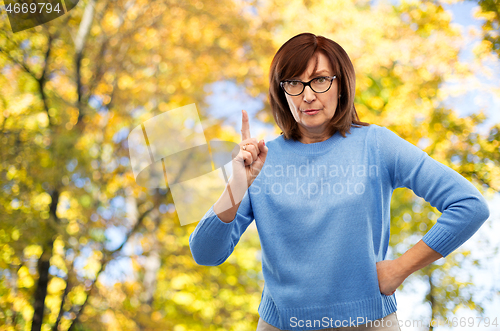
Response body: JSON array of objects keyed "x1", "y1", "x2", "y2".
[{"x1": 290, "y1": 69, "x2": 331, "y2": 80}]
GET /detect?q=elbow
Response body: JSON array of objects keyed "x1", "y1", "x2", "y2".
[
  {"x1": 195, "y1": 259, "x2": 224, "y2": 267},
  {"x1": 474, "y1": 196, "x2": 490, "y2": 223},
  {"x1": 191, "y1": 251, "x2": 225, "y2": 267},
  {"x1": 188, "y1": 232, "x2": 213, "y2": 266},
  {"x1": 465, "y1": 195, "x2": 490, "y2": 233},
  {"x1": 189, "y1": 240, "x2": 227, "y2": 267}
]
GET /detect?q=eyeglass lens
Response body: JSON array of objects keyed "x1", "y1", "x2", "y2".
[{"x1": 283, "y1": 77, "x2": 332, "y2": 95}]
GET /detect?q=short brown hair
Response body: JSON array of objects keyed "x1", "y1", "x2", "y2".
[{"x1": 269, "y1": 32, "x2": 370, "y2": 141}]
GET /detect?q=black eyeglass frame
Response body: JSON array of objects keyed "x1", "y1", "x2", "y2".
[{"x1": 279, "y1": 75, "x2": 337, "y2": 96}]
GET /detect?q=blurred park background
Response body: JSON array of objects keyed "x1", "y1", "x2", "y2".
[{"x1": 1, "y1": 0, "x2": 500, "y2": 330}]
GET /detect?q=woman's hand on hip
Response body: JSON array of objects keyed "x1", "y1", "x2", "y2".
[{"x1": 376, "y1": 259, "x2": 407, "y2": 296}]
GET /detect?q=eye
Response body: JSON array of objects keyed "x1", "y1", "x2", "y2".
[
  {"x1": 315, "y1": 77, "x2": 327, "y2": 83},
  {"x1": 288, "y1": 81, "x2": 300, "y2": 86}
]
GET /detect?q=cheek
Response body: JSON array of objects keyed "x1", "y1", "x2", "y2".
[
  {"x1": 286, "y1": 96, "x2": 298, "y2": 110},
  {"x1": 321, "y1": 98, "x2": 338, "y2": 116}
]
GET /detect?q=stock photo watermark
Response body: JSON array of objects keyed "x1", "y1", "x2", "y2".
[
  {"x1": 3, "y1": 0, "x2": 80, "y2": 33},
  {"x1": 289, "y1": 316, "x2": 499, "y2": 329},
  {"x1": 127, "y1": 103, "x2": 382, "y2": 226},
  {"x1": 127, "y1": 103, "x2": 240, "y2": 227},
  {"x1": 250, "y1": 162, "x2": 379, "y2": 198}
]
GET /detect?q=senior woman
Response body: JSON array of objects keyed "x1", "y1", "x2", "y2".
[{"x1": 188, "y1": 33, "x2": 490, "y2": 331}]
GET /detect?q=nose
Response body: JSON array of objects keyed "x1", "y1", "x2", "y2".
[{"x1": 302, "y1": 85, "x2": 316, "y2": 103}]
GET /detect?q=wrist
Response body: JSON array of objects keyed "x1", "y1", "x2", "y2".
[
  {"x1": 393, "y1": 240, "x2": 444, "y2": 279},
  {"x1": 394, "y1": 255, "x2": 414, "y2": 279}
]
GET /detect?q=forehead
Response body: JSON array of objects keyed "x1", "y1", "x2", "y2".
[{"x1": 295, "y1": 52, "x2": 333, "y2": 79}]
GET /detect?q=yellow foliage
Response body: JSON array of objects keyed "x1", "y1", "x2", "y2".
[
  {"x1": 17, "y1": 266, "x2": 34, "y2": 288},
  {"x1": 33, "y1": 192, "x2": 52, "y2": 211},
  {"x1": 23, "y1": 245, "x2": 42, "y2": 259},
  {"x1": 172, "y1": 292, "x2": 195, "y2": 306},
  {"x1": 48, "y1": 277, "x2": 67, "y2": 294},
  {"x1": 49, "y1": 254, "x2": 67, "y2": 273},
  {"x1": 69, "y1": 285, "x2": 87, "y2": 306},
  {"x1": 66, "y1": 221, "x2": 79, "y2": 235}
]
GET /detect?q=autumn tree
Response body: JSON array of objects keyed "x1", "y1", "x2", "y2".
[
  {"x1": 1, "y1": 0, "x2": 275, "y2": 330},
  {"x1": 469, "y1": 0, "x2": 500, "y2": 58}
]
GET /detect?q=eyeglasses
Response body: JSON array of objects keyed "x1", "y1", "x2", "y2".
[{"x1": 280, "y1": 76, "x2": 337, "y2": 96}]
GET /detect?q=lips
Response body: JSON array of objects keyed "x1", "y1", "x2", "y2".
[{"x1": 303, "y1": 109, "x2": 320, "y2": 114}]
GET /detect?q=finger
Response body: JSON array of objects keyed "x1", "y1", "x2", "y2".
[
  {"x1": 243, "y1": 137, "x2": 259, "y2": 146},
  {"x1": 241, "y1": 110, "x2": 251, "y2": 141},
  {"x1": 248, "y1": 146, "x2": 259, "y2": 164},
  {"x1": 242, "y1": 145, "x2": 258, "y2": 165},
  {"x1": 242, "y1": 150, "x2": 255, "y2": 166},
  {"x1": 240, "y1": 138, "x2": 258, "y2": 160},
  {"x1": 257, "y1": 139, "x2": 268, "y2": 162}
]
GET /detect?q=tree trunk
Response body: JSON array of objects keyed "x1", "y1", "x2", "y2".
[
  {"x1": 52, "y1": 271, "x2": 72, "y2": 331},
  {"x1": 32, "y1": 190, "x2": 59, "y2": 331},
  {"x1": 31, "y1": 242, "x2": 53, "y2": 331}
]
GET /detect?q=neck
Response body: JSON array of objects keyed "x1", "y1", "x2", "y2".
[{"x1": 298, "y1": 127, "x2": 332, "y2": 144}]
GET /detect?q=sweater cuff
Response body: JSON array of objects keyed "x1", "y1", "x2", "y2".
[
  {"x1": 421, "y1": 223, "x2": 458, "y2": 258},
  {"x1": 195, "y1": 204, "x2": 235, "y2": 239}
]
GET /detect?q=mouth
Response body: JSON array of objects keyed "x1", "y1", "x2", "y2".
[{"x1": 302, "y1": 109, "x2": 321, "y2": 115}]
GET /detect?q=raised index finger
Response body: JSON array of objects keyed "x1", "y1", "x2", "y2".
[{"x1": 241, "y1": 109, "x2": 251, "y2": 141}]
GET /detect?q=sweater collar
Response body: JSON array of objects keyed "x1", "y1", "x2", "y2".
[{"x1": 280, "y1": 130, "x2": 343, "y2": 155}]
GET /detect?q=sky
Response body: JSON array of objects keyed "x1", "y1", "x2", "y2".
[{"x1": 439, "y1": 1, "x2": 500, "y2": 135}]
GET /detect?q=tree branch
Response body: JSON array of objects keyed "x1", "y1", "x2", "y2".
[
  {"x1": 51, "y1": 270, "x2": 72, "y2": 331},
  {"x1": 0, "y1": 47, "x2": 38, "y2": 80},
  {"x1": 75, "y1": 0, "x2": 96, "y2": 123},
  {"x1": 66, "y1": 203, "x2": 157, "y2": 331},
  {"x1": 37, "y1": 31, "x2": 55, "y2": 122}
]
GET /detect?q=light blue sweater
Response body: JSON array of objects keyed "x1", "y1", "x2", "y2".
[{"x1": 189, "y1": 124, "x2": 490, "y2": 331}]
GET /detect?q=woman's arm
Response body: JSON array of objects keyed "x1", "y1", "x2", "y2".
[
  {"x1": 396, "y1": 239, "x2": 443, "y2": 275},
  {"x1": 213, "y1": 178, "x2": 245, "y2": 223},
  {"x1": 189, "y1": 180, "x2": 254, "y2": 266},
  {"x1": 374, "y1": 124, "x2": 490, "y2": 295},
  {"x1": 375, "y1": 125, "x2": 490, "y2": 258},
  {"x1": 189, "y1": 109, "x2": 266, "y2": 265},
  {"x1": 377, "y1": 239, "x2": 443, "y2": 295}
]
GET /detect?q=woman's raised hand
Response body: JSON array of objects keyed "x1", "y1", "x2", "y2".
[
  {"x1": 231, "y1": 110, "x2": 268, "y2": 190},
  {"x1": 213, "y1": 110, "x2": 268, "y2": 222}
]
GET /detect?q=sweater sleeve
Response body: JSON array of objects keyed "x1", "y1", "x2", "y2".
[
  {"x1": 374, "y1": 125, "x2": 490, "y2": 258},
  {"x1": 188, "y1": 189, "x2": 255, "y2": 266}
]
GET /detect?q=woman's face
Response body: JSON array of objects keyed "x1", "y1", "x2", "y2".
[{"x1": 284, "y1": 52, "x2": 339, "y2": 139}]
